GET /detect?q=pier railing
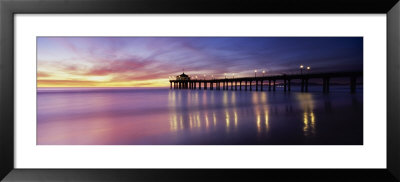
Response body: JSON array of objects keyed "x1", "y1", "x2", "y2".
[{"x1": 169, "y1": 71, "x2": 362, "y2": 93}]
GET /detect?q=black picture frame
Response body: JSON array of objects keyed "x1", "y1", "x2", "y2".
[{"x1": 1, "y1": 0, "x2": 399, "y2": 181}]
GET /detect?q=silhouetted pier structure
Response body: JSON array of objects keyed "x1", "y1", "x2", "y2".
[{"x1": 170, "y1": 71, "x2": 362, "y2": 93}]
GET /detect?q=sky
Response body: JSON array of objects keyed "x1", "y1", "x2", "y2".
[{"x1": 37, "y1": 37, "x2": 363, "y2": 87}]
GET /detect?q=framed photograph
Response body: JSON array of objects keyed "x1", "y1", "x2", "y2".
[{"x1": 1, "y1": 0, "x2": 399, "y2": 181}]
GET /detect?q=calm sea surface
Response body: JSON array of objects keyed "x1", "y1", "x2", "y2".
[{"x1": 37, "y1": 86, "x2": 363, "y2": 145}]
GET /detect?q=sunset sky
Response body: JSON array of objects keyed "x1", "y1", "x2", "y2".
[{"x1": 37, "y1": 37, "x2": 363, "y2": 87}]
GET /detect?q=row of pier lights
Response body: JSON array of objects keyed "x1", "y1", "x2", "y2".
[{"x1": 169, "y1": 67, "x2": 362, "y2": 93}]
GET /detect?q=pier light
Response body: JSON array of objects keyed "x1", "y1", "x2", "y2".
[
  {"x1": 233, "y1": 73, "x2": 235, "y2": 79},
  {"x1": 204, "y1": 74, "x2": 206, "y2": 80},
  {"x1": 224, "y1": 73, "x2": 227, "y2": 79},
  {"x1": 300, "y1": 65, "x2": 304, "y2": 75},
  {"x1": 262, "y1": 70, "x2": 265, "y2": 77},
  {"x1": 254, "y1": 70, "x2": 257, "y2": 78},
  {"x1": 307, "y1": 66, "x2": 311, "y2": 70},
  {"x1": 196, "y1": 75, "x2": 198, "y2": 80}
]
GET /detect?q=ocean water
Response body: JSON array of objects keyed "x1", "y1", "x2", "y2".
[{"x1": 37, "y1": 86, "x2": 363, "y2": 145}]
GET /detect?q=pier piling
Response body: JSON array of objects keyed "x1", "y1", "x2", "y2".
[
  {"x1": 235, "y1": 81, "x2": 237, "y2": 90},
  {"x1": 350, "y1": 77, "x2": 356, "y2": 93},
  {"x1": 256, "y1": 80, "x2": 258, "y2": 91},
  {"x1": 284, "y1": 79, "x2": 287, "y2": 92},
  {"x1": 273, "y1": 80, "x2": 276, "y2": 91},
  {"x1": 268, "y1": 80, "x2": 271, "y2": 91},
  {"x1": 305, "y1": 79, "x2": 309, "y2": 92}
]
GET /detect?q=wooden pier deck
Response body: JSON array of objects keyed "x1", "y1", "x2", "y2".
[{"x1": 169, "y1": 71, "x2": 362, "y2": 93}]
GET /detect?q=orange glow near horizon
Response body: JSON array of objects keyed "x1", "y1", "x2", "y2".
[{"x1": 37, "y1": 78, "x2": 170, "y2": 88}]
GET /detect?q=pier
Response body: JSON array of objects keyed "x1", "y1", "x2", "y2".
[{"x1": 169, "y1": 71, "x2": 362, "y2": 93}]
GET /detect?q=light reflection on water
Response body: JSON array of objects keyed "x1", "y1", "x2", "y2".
[
  {"x1": 167, "y1": 91, "x2": 287, "y2": 137},
  {"x1": 37, "y1": 87, "x2": 362, "y2": 145},
  {"x1": 297, "y1": 94, "x2": 316, "y2": 137}
]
